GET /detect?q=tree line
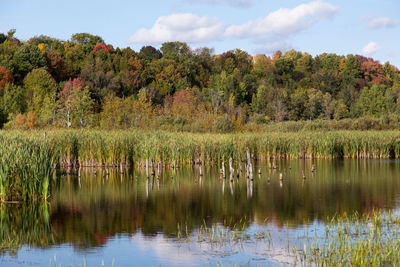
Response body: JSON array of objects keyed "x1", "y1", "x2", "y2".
[{"x1": 0, "y1": 30, "x2": 399, "y2": 132}]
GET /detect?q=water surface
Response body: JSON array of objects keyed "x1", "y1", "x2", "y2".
[{"x1": 2, "y1": 159, "x2": 400, "y2": 266}]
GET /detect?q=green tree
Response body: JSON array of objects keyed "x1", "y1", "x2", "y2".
[
  {"x1": 288, "y1": 88, "x2": 308, "y2": 120},
  {"x1": 319, "y1": 53, "x2": 341, "y2": 74},
  {"x1": 149, "y1": 58, "x2": 188, "y2": 95},
  {"x1": 160, "y1": 42, "x2": 192, "y2": 61},
  {"x1": 24, "y1": 69, "x2": 57, "y2": 125},
  {"x1": 339, "y1": 54, "x2": 361, "y2": 79},
  {"x1": 79, "y1": 56, "x2": 122, "y2": 101},
  {"x1": 354, "y1": 84, "x2": 391, "y2": 117},
  {"x1": 251, "y1": 85, "x2": 268, "y2": 114},
  {"x1": 304, "y1": 89, "x2": 324, "y2": 119},
  {"x1": 71, "y1": 33, "x2": 104, "y2": 54},
  {"x1": 1, "y1": 83, "x2": 26, "y2": 117},
  {"x1": 333, "y1": 99, "x2": 349, "y2": 119},
  {"x1": 0, "y1": 33, "x2": 6, "y2": 44},
  {"x1": 12, "y1": 44, "x2": 47, "y2": 82},
  {"x1": 139, "y1": 46, "x2": 162, "y2": 64}
]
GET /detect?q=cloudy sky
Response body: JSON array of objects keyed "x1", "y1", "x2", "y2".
[{"x1": 1, "y1": 0, "x2": 399, "y2": 66}]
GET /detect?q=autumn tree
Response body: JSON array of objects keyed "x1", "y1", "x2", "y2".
[
  {"x1": 57, "y1": 78, "x2": 93, "y2": 128},
  {"x1": 122, "y1": 57, "x2": 145, "y2": 95},
  {"x1": 0, "y1": 66, "x2": 13, "y2": 90},
  {"x1": 46, "y1": 51, "x2": 66, "y2": 82},
  {"x1": 170, "y1": 89, "x2": 202, "y2": 122},
  {"x1": 357, "y1": 56, "x2": 388, "y2": 85},
  {"x1": 252, "y1": 54, "x2": 274, "y2": 78}
]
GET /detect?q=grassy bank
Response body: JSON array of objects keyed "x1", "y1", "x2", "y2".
[{"x1": 2, "y1": 130, "x2": 400, "y2": 169}]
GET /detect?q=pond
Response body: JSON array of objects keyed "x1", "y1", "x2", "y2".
[{"x1": 2, "y1": 159, "x2": 400, "y2": 266}]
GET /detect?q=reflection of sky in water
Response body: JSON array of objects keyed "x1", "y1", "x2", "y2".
[{"x1": 0, "y1": 220, "x2": 331, "y2": 266}]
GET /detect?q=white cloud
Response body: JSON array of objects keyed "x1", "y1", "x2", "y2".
[
  {"x1": 129, "y1": 13, "x2": 225, "y2": 44},
  {"x1": 128, "y1": 1, "x2": 339, "y2": 47},
  {"x1": 224, "y1": 0, "x2": 339, "y2": 38},
  {"x1": 184, "y1": 0, "x2": 256, "y2": 8},
  {"x1": 367, "y1": 17, "x2": 398, "y2": 29},
  {"x1": 362, "y1": 41, "x2": 380, "y2": 55}
]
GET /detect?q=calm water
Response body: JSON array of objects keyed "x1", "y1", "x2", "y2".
[{"x1": 2, "y1": 159, "x2": 400, "y2": 266}]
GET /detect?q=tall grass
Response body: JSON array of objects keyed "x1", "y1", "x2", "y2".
[
  {"x1": 293, "y1": 210, "x2": 400, "y2": 266},
  {"x1": 1, "y1": 130, "x2": 400, "y2": 171},
  {"x1": 0, "y1": 134, "x2": 56, "y2": 201}
]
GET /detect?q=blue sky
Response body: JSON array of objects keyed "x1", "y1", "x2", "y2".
[{"x1": 1, "y1": 0, "x2": 399, "y2": 66}]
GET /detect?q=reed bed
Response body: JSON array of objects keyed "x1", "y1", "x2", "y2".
[
  {"x1": 1, "y1": 130, "x2": 400, "y2": 170},
  {"x1": 0, "y1": 134, "x2": 55, "y2": 202},
  {"x1": 292, "y1": 210, "x2": 400, "y2": 266},
  {"x1": 2, "y1": 129, "x2": 399, "y2": 201}
]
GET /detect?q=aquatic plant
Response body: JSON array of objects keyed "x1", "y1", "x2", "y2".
[
  {"x1": 0, "y1": 134, "x2": 56, "y2": 201},
  {"x1": 2, "y1": 130, "x2": 400, "y2": 171}
]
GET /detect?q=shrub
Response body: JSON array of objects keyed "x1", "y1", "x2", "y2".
[{"x1": 213, "y1": 115, "x2": 234, "y2": 133}]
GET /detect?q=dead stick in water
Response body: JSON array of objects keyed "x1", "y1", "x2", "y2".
[
  {"x1": 221, "y1": 161, "x2": 226, "y2": 178},
  {"x1": 157, "y1": 161, "x2": 161, "y2": 178},
  {"x1": 150, "y1": 159, "x2": 154, "y2": 176},
  {"x1": 146, "y1": 159, "x2": 149, "y2": 178},
  {"x1": 229, "y1": 157, "x2": 234, "y2": 182}
]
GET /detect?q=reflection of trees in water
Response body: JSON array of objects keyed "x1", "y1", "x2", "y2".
[
  {"x1": 0, "y1": 203, "x2": 54, "y2": 255},
  {"x1": 2, "y1": 159, "x2": 400, "y2": 250}
]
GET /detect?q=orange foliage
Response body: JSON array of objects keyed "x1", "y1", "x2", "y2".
[
  {"x1": 93, "y1": 43, "x2": 113, "y2": 53},
  {"x1": 253, "y1": 54, "x2": 274, "y2": 74},
  {"x1": 0, "y1": 66, "x2": 13, "y2": 91},
  {"x1": 12, "y1": 112, "x2": 39, "y2": 129},
  {"x1": 356, "y1": 55, "x2": 388, "y2": 84},
  {"x1": 272, "y1": 50, "x2": 282, "y2": 62},
  {"x1": 25, "y1": 111, "x2": 39, "y2": 129},
  {"x1": 171, "y1": 89, "x2": 199, "y2": 120},
  {"x1": 14, "y1": 114, "x2": 26, "y2": 129},
  {"x1": 125, "y1": 57, "x2": 144, "y2": 89}
]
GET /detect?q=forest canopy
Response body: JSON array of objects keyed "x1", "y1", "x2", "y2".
[{"x1": 1, "y1": 30, "x2": 400, "y2": 132}]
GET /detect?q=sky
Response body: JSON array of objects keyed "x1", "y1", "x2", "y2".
[{"x1": 1, "y1": 0, "x2": 399, "y2": 67}]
